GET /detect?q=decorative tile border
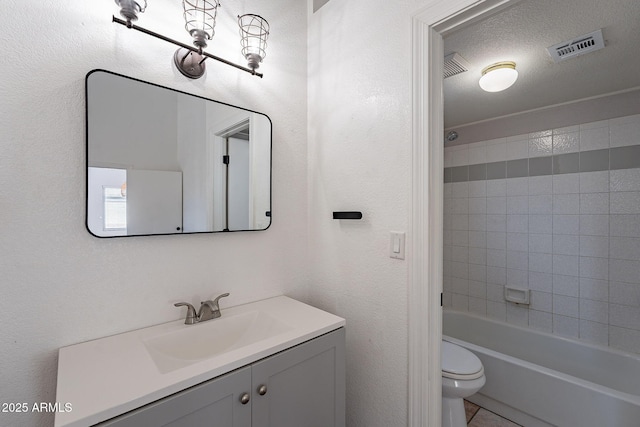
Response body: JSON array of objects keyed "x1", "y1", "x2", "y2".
[{"x1": 444, "y1": 144, "x2": 640, "y2": 183}]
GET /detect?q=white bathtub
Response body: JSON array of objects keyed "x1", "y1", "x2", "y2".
[{"x1": 443, "y1": 310, "x2": 640, "y2": 427}]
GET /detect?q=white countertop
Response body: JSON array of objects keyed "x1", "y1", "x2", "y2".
[{"x1": 55, "y1": 296, "x2": 345, "y2": 427}]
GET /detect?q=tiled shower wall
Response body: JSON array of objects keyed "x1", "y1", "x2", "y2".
[{"x1": 443, "y1": 113, "x2": 640, "y2": 354}]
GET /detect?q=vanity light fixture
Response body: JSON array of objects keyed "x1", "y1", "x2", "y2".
[
  {"x1": 112, "y1": 0, "x2": 269, "y2": 78},
  {"x1": 478, "y1": 61, "x2": 518, "y2": 92}
]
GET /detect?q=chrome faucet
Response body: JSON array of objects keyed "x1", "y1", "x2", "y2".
[{"x1": 174, "y1": 293, "x2": 230, "y2": 325}]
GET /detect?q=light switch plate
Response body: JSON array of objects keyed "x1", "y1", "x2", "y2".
[{"x1": 390, "y1": 231, "x2": 405, "y2": 259}]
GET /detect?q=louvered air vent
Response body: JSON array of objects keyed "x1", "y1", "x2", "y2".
[
  {"x1": 444, "y1": 53, "x2": 470, "y2": 78},
  {"x1": 547, "y1": 29, "x2": 605, "y2": 63}
]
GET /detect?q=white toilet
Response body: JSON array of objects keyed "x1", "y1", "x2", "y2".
[{"x1": 441, "y1": 340, "x2": 486, "y2": 427}]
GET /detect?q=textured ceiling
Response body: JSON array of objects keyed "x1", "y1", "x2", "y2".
[{"x1": 443, "y1": 0, "x2": 640, "y2": 128}]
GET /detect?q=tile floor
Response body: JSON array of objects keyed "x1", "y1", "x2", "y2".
[{"x1": 464, "y1": 400, "x2": 521, "y2": 426}]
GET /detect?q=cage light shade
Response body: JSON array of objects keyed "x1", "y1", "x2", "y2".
[
  {"x1": 182, "y1": 0, "x2": 220, "y2": 48},
  {"x1": 479, "y1": 61, "x2": 518, "y2": 92},
  {"x1": 238, "y1": 14, "x2": 270, "y2": 70},
  {"x1": 114, "y1": 0, "x2": 147, "y2": 21}
]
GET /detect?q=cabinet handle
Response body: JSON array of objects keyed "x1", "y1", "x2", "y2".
[
  {"x1": 258, "y1": 385, "x2": 267, "y2": 396},
  {"x1": 240, "y1": 393, "x2": 250, "y2": 404}
]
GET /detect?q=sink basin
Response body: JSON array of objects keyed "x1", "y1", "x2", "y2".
[{"x1": 144, "y1": 311, "x2": 292, "y2": 373}]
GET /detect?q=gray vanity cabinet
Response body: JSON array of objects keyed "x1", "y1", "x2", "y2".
[{"x1": 97, "y1": 328, "x2": 345, "y2": 427}]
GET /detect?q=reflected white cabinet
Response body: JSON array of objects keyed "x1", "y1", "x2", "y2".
[{"x1": 97, "y1": 328, "x2": 345, "y2": 427}]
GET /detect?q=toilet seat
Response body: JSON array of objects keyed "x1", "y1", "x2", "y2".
[{"x1": 441, "y1": 341, "x2": 484, "y2": 380}]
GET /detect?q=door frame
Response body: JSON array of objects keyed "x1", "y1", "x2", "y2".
[{"x1": 408, "y1": 1, "x2": 519, "y2": 425}]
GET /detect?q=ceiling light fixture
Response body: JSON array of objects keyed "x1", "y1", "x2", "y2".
[
  {"x1": 112, "y1": 0, "x2": 269, "y2": 78},
  {"x1": 479, "y1": 61, "x2": 518, "y2": 92}
]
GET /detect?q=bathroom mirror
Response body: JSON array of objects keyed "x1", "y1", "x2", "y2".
[{"x1": 85, "y1": 70, "x2": 271, "y2": 237}]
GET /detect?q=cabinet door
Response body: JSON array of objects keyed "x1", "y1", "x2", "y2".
[
  {"x1": 251, "y1": 328, "x2": 346, "y2": 427},
  {"x1": 97, "y1": 367, "x2": 251, "y2": 427}
]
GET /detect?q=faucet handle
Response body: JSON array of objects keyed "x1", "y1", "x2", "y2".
[
  {"x1": 199, "y1": 293, "x2": 230, "y2": 321},
  {"x1": 213, "y1": 292, "x2": 230, "y2": 305},
  {"x1": 174, "y1": 302, "x2": 197, "y2": 325}
]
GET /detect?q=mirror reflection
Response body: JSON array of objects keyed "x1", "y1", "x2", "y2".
[{"x1": 86, "y1": 70, "x2": 271, "y2": 237}]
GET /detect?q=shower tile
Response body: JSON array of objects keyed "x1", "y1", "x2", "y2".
[
  {"x1": 580, "y1": 299, "x2": 608, "y2": 324},
  {"x1": 529, "y1": 253, "x2": 553, "y2": 273},
  {"x1": 452, "y1": 276, "x2": 469, "y2": 294},
  {"x1": 529, "y1": 310, "x2": 553, "y2": 332},
  {"x1": 530, "y1": 292, "x2": 553, "y2": 313},
  {"x1": 507, "y1": 268, "x2": 528, "y2": 287},
  {"x1": 451, "y1": 147, "x2": 469, "y2": 167},
  {"x1": 451, "y1": 294, "x2": 469, "y2": 311},
  {"x1": 610, "y1": 114, "x2": 640, "y2": 148},
  {"x1": 579, "y1": 171, "x2": 609, "y2": 193},
  {"x1": 452, "y1": 182, "x2": 469, "y2": 198},
  {"x1": 580, "y1": 278, "x2": 609, "y2": 302},
  {"x1": 452, "y1": 198, "x2": 469, "y2": 214},
  {"x1": 610, "y1": 215, "x2": 640, "y2": 237},
  {"x1": 444, "y1": 168, "x2": 452, "y2": 183},
  {"x1": 553, "y1": 153, "x2": 579, "y2": 175},
  {"x1": 610, "y1": 169, "x2": 640, "y2": 192},
  {"x1": 442, "y1": 292, "x2": 453, "y2": 308},
  {"x1": 451, "y1": 246, "x2": 468, "y2": 263},
  {"x1": 529, "y1": 215, "x2": 552, "y2": 234},
  {"x1": 506, "y1": 159, "x2": 529, "y2": 178},
  {"x1": 452, "y1": 230, "x2": 469, "y2": 246},
  {"x1": 487, "y1": 283, "x2": 505, "y2": 301},
  {"x1": 610, "y1": 326, "x2": 640, "y2": 353},
  {"x1": 469, "y1": 214, "x2": 487, "y2": 231},
  {"x1": 579, "y1": 125, "x2": 609, "y2": 151},
  {"x1": 486, "y1": 197, "x2": 507, "y2": 214},
  {"x1": 469, "y1": 197, "x2": 487, "y2": 214},
  {"x1": 507, "y1": 196, "x2": 528, "y2": 214},
  {"x1": 553, "y1": 174, "x2": 580, "y2": 194},
  {"x1": 552, "y1": 132, "x2": 579, "y2": 154},
  {"x1": 444, "y1": 148, "x2": 454, "y2": 168},
  {"x1": 579, "y1": 320, "x2": 608, "y2": 346},
  {"x1": 580, "y1": 256, "x2": 609, "y2": 280},
  {"x1": 469, "y1": 297, "x2": 487, "y2": 316},
  {"x1": 451, "y1": 166, "x2": 469, "y2": 183},
  {"x1": 507, "y1": 233, "x2": 529, "y2": 253},
  {"x1": 507, "y1": 214, "x2": 528, "y2": 233},
  {"x1": 553, "y1": 314, "x2": 579, "y2": 338},
  {"x1": 610, "y1": 192, "x2": 640, "y2": 214},
  {"x1": 468, "y1": 142, "x2": 487, "y2": 165},
  {"x1": 486, "y1": 215, "x2": 506, "y2": 232},
  {"x1": 506, "y1": 138, "x2": 528, "y2": 160},
  {"x1": 553, "y1": 194, "x2": 579, "y2": 215},
  {"x1": 579, "y1": 215, "x2": 609, "y2": 237},
  {"x1": 554, "y1": 125, "x2": 579, "y2": 135},
  {"x1": 485, "y1": 139, "x2": 507, "y2": 162},
  {"x1": 469, "y1": 264, "x2": 487, "y2": 282},
  {"x1": 451, "y1": 214, "x2": 469, "y2": 231},
  {"x1": 469, "y1": 280, "x2": 487, "y2": 298},
  {"x1": 580, "y1": 193, "x2": 609, "y2": 215},
  {"x1": 486, "y1": 178, "x2": 506, "y2": 196},
  {"x1": 487, "y1": 231, "x2": 506, "y2": 250},
  {"x1": 443, "y1": 183, "x2": 453, "y2": 199},
  {"x1": 579, "y1": 235, "x2": 609, "y2": 258},
  {"x1": 468, "y1": 180, "x2": 487, "y2": 197},
  {"x1": 468, "y1": 247, "x2": 486, "y2": 265},
  {"x1": 486, "y1": 162, "x2": 507, "y2": 180},
  {"x1": 553, "y1": 254, "x2": 579, "y2": 276},
  {"x1": 610, "y1": 281, "x2": 640, "y2": 306},
  {"x1": 553, "y1": 295, "x2": 579, "y2": 318},
  {"x1": 487, "y1": 249, "x2": 506, "y2": 268},
  {"x1": 528, "y1": 156, "x2": 553, "y2": 177},
  {"x1": 609, "y1": 259, "x2": 640, "y2": 284},
  {"x1": 610, "y1": 146, "x2": 640, "y2": 170},
  {"x1": 610, "y1": 237, "x2": 640, "y2": 261},
  {"x1": 553, "y1": 274, "x2": 579, "y2": 297},
  {"x1": 609, "y1": 303, "x2": 640, "y2": 329},
  {"x1": 451, "y1": 263, "x2": 469, "y2": 280},
  {"x1": 506, "y1": 303, "x2": 529, "y2": 327},
  {"x1": 529, "y1": 271, "x2": 553, "y2": 293},
  {"x1": 553, "y1": 215, "x2": 579, "y2": 235},
  {"x1": 486, "y1": 301, "x2": 507, "y2": 322},
  {"x1": 553, "y1": 234, "x2": 579, "y2": 256},
  {"x1": 487, "y1": 266, "x2": 506, "y2": 285},
  {"x1": 468, "y1": 231, "x2": 487, "y2": 248},
  {"x1": 529, "y1": 234, "x2": 553, "y2": 254},
  {"x1": 528, "y1": 195, "x2": 553, "y2": 214},
  {"x1": 468, "y1": 164, "x2": 487, "y2": 181},
  {"x1": 507, "y1": 250, "x2": 528, "y2": 270},
  {"x1": 529, "y1": 133, "x2": 553, "y2": 157},
  {"x1": 529, "y1": 175, "x2": 553, "y2": 195},
  {"x1": 579, "y1": 149, "x2": 609, "y2": 172},
  {"x1": 507, "y1": 177, "x2": 529, "y2": 196}
]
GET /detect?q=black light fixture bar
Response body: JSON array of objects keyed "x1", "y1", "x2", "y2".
[{"x1": 112, "y1": 16, "x2": 263, "y2": 78}]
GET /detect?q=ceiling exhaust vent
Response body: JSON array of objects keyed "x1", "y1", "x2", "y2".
[
  {"x1": 547, "y1": 29, "x2": 605, "y2": 63},
  {"x1": 444, "y1": 53, "x2": 470, "y2": 78}
]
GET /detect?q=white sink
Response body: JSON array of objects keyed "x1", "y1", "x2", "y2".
[{"x1": 143, "y1": 311, "x2": 292, "y2": 373}]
